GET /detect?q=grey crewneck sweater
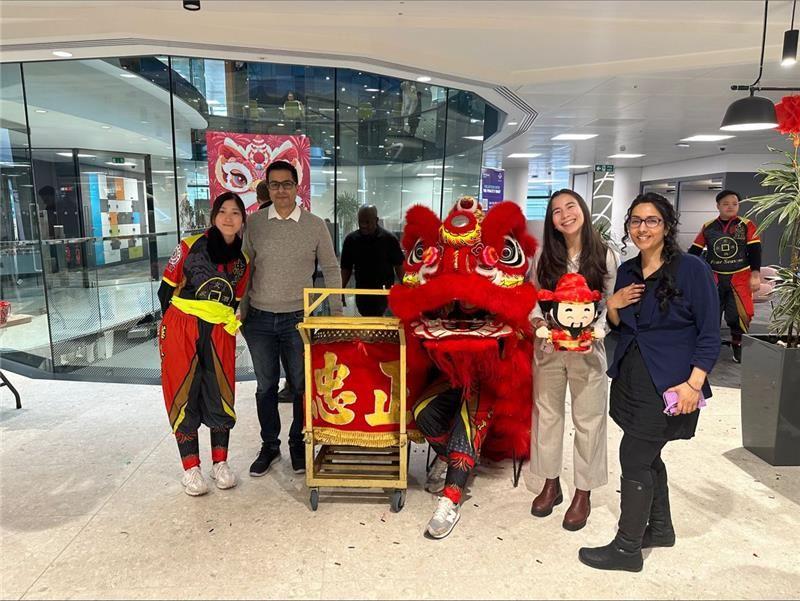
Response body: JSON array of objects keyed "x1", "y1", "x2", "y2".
[{"x1": 242, "y1": 208, "x2": 342, "y2": 314}]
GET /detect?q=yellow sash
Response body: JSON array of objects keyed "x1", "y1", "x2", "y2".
[{"x1": 170, "y1": 296, "x2": 241, "y2": 335}]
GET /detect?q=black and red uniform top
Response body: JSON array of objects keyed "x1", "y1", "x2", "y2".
[
  {"x1": 160, "y1": 231, "x2": 250, "y2": 312},
  {"x1": 689, "y1": 216, "x2": 761, "y2": 275}
]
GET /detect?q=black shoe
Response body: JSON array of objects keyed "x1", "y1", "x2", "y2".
[
  {"x1": 732, "y1": 345, "x2": 742, "y2": 364},
  {"x1": 290, "y1": 445, "x2": 306, "y2": 474},
  {"x1": 249, "y1": 446, "x2": 280, "y2": 477},
  {"x1": 578, "y1": 541, "x2": 643, "y2": 572},
  {"x1": 578, "y1": 478, "x2": 652, "y2": 573},
  {"x1": 277, "y1": 387, "x2": 293, "y2": 403}
]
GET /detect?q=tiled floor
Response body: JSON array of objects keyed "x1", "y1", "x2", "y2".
[{"x1": 0, "y1": 374, "x2": 797, "y2": 600}]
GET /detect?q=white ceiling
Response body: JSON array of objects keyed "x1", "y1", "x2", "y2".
[{"x1": 1, "y1": 0, "x2": 798, "y2": 178}]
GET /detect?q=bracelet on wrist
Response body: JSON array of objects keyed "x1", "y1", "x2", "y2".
[{"x1": 686, "y1": 381, "x2": 701, "y2": 393}]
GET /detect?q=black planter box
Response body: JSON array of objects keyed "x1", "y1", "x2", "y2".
[{"x1": 741, "y1": 334, "x2": 800, "y2": 466}]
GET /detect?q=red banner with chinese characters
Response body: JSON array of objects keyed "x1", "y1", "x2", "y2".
[
  {"x1": 206, "y1": 132, "x2": 311, "y2": 214},
  {"x1": 310, "y1": 341, "x2": 420, "y2": 446}
]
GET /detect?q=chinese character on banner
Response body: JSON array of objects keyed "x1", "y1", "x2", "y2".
[
  {"x1": 480, "y1": 167, "x2": 504, "y2": 210},
  {"x1": 309, "y1": 341, "x2": 420, "y2": 446},
  {"x1": 206, "y1": 132, "x2": 311, "y2": 213}
]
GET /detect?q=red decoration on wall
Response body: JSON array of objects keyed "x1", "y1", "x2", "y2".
[{"x1": 206, "y1": 132, "x2": 311, "y2": 213}]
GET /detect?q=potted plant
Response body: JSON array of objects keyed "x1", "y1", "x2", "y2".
[{"x1": 741, "y1": 94, "x2": 800, "y2": 466}]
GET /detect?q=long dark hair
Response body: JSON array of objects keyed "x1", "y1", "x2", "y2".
[
  {"x1": 537, "y1": 189, "x2": 608, "y2": 292},
  {"x1": 622, "y1": 192, "x2": 682, "y2": 311},
  {"x1": 210, "y1": 192, "x2": 247, "y2": 228}
]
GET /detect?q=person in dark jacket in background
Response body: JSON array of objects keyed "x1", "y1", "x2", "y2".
[{"x1": 579, "y1": 192, "x2": 720, "y2": 572}]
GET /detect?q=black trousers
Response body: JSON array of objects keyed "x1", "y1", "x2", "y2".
[
  {"x1": 355, "y1": 294, "x2": 388, "y2": 317},
  {"x1": 619, "y1": 433, "x2": 667, "y2": 486}
]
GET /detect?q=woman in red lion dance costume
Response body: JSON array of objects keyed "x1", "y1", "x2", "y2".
[{"x1": 389, "y1": 196, "x2": 538, "y2": 538}]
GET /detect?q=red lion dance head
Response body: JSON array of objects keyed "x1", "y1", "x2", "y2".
[{"x1": 390, "y1": 197, "x2": 538, "y2": 459}]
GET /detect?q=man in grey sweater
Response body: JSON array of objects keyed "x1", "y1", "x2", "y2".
[{"x1": 241, "y1": 160, "x2": 342, "y2": 476}]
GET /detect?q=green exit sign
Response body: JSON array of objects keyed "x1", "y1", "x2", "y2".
[
  {"x1": 111, "y1": 157, "x2": 126, "y2": 164},
  {"x1": 595, "y1": 164, "x2": 615, "y2": 173}
]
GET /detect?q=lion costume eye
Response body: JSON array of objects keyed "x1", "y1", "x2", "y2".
[
  {"x1": 408, "y1": 239, "x2": 425, "y2": 265},
  {"x1": 221, "y1": 161, "x2": 253, "y2": 192},
  {"x1": 499, "y1": 236, "x2": 524, "y2": 268}
]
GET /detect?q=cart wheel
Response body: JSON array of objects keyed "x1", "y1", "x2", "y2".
[
  {"x1": 310, "y1": 488, "x2": 319, "y2": 511},
  {"x1": 390, "y1": 489, "x2": 406, "y2": 513}
]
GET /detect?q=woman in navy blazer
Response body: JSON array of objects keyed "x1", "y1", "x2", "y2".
[{"x1": 579, "y1": 192, "x2": 720, "y2": 573}]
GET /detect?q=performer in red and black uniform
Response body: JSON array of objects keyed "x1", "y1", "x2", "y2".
[
  {"x1": 158, "y1": 192, "x2": 250, "y2": 496},
  {"x1": 688, "y1": 190, "x2": 761, "y2": 363}
]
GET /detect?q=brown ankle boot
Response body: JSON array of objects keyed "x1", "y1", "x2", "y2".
[
  {"x1": 531, "y1": 477, "x2": 563, "y2": 517},
  {"x1": 562, "y1": 489, "x2": 591, "y2": 531}
]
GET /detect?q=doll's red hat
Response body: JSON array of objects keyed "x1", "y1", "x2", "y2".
[{"x1": 538, "y1": 273, "x2": 601, "y2": 303}]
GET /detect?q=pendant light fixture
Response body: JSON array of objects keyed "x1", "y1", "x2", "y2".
[
  {"x1": 720, "y1": 0, "x2": 800, "y2": 131},
  {"x1": 782, "y1": 0, "x2": 798, "y2": 66}
]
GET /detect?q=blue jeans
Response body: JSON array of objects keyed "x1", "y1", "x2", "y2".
[{"x1": 242, "y1": 308, "x2": 305, "y2": 450}]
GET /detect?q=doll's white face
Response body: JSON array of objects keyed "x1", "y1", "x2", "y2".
[{"x1": 554, "y1": 301, "x2": 597, "y2": 329}]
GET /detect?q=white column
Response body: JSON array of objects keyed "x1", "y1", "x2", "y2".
[
  {"x1": 502, "y1": 164, "x2": 529, "y2": 210},
  {"x1": 610, "y1": 167, "x2": 642, "y2": 256}
]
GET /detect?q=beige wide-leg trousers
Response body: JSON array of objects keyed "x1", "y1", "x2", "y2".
[{"x1": 529, "y1": 345, "x2": 609, "y2": 491}]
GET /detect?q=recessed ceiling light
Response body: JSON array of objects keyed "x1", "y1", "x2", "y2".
[
  {"x1": 463, "y1": 135, "x2": 484, "y2": 141},
  {"x1": 365, "y1": 88, "x2": 380, "y2": 92},
  {"x1": 508, "y1": 153, "x2": 541, "y2": 158},
  {"x1": 56, "y1": 152, "x2": 95, "y2": 158},
  {"x1": 679, "y1": 134, "x2": 735, "y2": 142},
  {"x1": 676, "y1": 143, "x2": 691, "y2": 148},
  {"x1": 416, "y1": 76, "x2": 432, "y2": 82},
  {"x1": 551, "y1": 133, "x2": 598, "y2": 141},
  {"x1": 277, "y1": 122, "x2": 285, "y2": 126},
  {"x1": 416, "y1": 173, "x2": 437, "y2": 177},
  {"x1": 183, "y1": 0, "x2": 201, "y2": 10},
  {"x1": 608, "y1": 153, "x2": 645, "y2": 158},
  {"x1": 100, "y1": 125, "x2": 112, "y2": 129},
  {"x1": 507, "y1": 121, "x2": 518, "y2": 126},
  {"x1": 151, "y1": 170, "x2": 174, "y2": 174},
  {"x1": 564, "y1": 164, "x2": 591, "y2": 169},
  {"x1": 34, "y1": 109, "x2": 47, "y2": 114},
  {"x1": 52, "y1": 51, "x2": 73, "y2": 58},
  {"x1": 426, "y1": 165, "x2": 452, "y2": 169},
  {"x1": 120, "y1": 73, "x2": 137, "y2": 78}
]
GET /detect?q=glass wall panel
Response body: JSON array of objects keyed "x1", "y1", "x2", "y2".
[
  {"x1": 23, "y1": 57, "x2": 179, "y2": 377},
  {"x1": 0, "y1": 62, "x2": 52, "y2": 366},
  {"x1": 171, "y1": 57, "x2": 336, "y2": 235},
  {"x1": 336, "y1": 71, "x2": 448, "y2": 249},
  {"x1": 443, "y1": 89, "x2": 484, "y2": 209},
  {"x1": 1, "y1": 54, "x2": 493, "y2": 382}
]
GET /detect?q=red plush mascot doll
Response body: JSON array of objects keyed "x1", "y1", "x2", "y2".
[
  {"x1": 535, "y1": 273, "x2": 605, "y2": 353},
  {"x1": 389, "y1": 196, "x2": 537, "y2": 538}
]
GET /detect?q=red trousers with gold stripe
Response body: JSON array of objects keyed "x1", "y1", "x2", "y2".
[
  {"x1": 159, "y1": 306, "x2": 237, "y2": 469},
  {"x1": 716, "y1": 271, "x2": 754, "y2": 345}
]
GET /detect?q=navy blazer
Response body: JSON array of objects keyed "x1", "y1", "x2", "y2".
[{"x1": 607, "y1": 252, "x2": 720, "y2": 397}]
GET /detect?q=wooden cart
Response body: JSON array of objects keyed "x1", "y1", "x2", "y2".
[{"x1": 297, "y1": 288, "x2": 408, "y2": 512}]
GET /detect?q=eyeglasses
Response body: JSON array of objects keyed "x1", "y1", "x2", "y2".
[
  {"x1": 267, "y1": 181, "x2": 296, "y2": 191},
  {"x1": 629, "y1": 216, "x2": 663, "y2": 229}
]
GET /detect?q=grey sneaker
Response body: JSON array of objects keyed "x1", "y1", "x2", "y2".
[
  {"x1": 181, "y1": 466, "x2": 209, "y2": 496},
  {"x1": 210, "y1": 461, "x2": 237, "y2": 489},
  {"x1": 424, "y1": 458, "x2": 447, "y2": 494},
  {"x1": 426, "y1": 496, "x2": 460, "y2": 539}
]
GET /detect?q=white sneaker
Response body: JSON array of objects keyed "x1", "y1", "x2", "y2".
[
  {"x1": 424, "y1": 457, "x2": 448, "y2": 494},
  {"x1": 210, "y1": 461, "x2": 238, "y2": 490},
  {"x1": 426, "y1": 496, "x2": 460, "y2": 539},
  {"x1": 181, "y1": 466, "x2": 209, "y2": 496}
]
